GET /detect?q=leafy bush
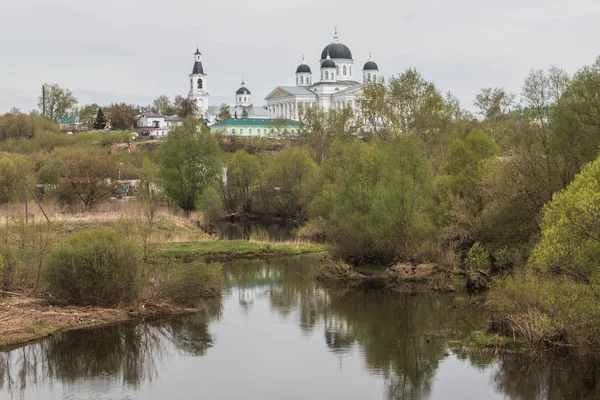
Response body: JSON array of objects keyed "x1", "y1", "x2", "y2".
[
  {"x1": 45, "y1": 228, "x2": 140, "y2": 306},
  {"x1": 198, "y1": 186, "x2": 224, "y2": 222},
  {"x1": 145, "y1": 261, "x2": 222, "y2": 306},
  {"x1": 488, "y1": 270, "x2": 600, "y2": 354},
  {"x1": 529, "y1": 155, "x2": 600, "y2": 285},
  {"x1": 310, "y1": 137, "x2": 435, "y2": 265},
  {"x1": 465, "y1": 242, "x2": 490, "y2": 270}
]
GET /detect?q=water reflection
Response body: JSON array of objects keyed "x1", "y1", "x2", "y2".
[
  {"x1": 1, "y1": 256, "x2": 598, "y2": 399},
  {"x1": 215, "y1": 220, "x2": 296, "y2": 241},
  {"x1": 0, "y1": 300, "x2": 222, "y2": 397},
  {"x1": 223, "y1": 257, "x2": 488, "y2": 399}
]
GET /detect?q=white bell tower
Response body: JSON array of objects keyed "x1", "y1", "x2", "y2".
[{"x1": 188, "y1": 47, "x2": 209, "y2": 117}]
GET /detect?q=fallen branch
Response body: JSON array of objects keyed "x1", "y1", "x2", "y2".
[{"x1": 0, "y1": 290, "x2": 25, "y2": 297}]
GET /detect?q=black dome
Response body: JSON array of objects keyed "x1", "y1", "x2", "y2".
[
  {"x1": 321, "y1": 42, "x2": 352, "y2": 60},
  {"x1": 236, "y1": 87, "x2": 251, "y2": 95},
  {"x1": 321, "y1": 59, "x2": 336, "y2": 68},
  {"x1": 296, "y1": 64, "x2": 311, "y2": 73},
  {"x1": 363, "y1": 61, "x2": 379, "y2": 71},
  {"x1": 192, "y1": 61, "x2": 204, "y2": 75}
]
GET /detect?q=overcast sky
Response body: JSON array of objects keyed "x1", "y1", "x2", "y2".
[{"x1": 1, "y1": 0, "x2": 599, "y2": 114}]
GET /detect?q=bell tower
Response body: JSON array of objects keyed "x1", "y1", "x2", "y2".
[{"x1": 187, "y1": 47, "x2": 209, "y2": 116}]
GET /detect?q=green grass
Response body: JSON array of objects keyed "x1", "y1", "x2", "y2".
[
  {"x1": 460, "y1": 330, "x2": 521, "y2": 350},
  {"x1": 160, "y1": 240, "x2": 325, "y2": 260},
  {"x1": 24, "y1": 322, "x2": 54, "y2": 336}
]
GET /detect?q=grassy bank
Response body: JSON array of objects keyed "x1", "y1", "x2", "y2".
[{"x1": 160, "y1": 240, "x2": 325, "y2": 261}]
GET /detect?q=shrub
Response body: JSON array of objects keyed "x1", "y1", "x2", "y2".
[
  {"x1": 144, "y1": 261, "x2": 222, "y2": 306},
  {"x1": 488, "y1": 270, "x2": 600, "y2": 355},
  {"x1": 465, "y1": 242, "x2": 490, "y2": 270},
  {"x1": 45, "y1": 228, "x2": 140, "y2": 306},
  {"x1": 529, "y1": 155, "x2": 600, "y2": 285},
  {"x1": 198, "y1": 186, "x2": 224, "y2": 222}
]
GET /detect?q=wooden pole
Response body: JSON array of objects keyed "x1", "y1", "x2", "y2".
[
  {"x1": 24, "y1": 178, "x2": 28, "y2": 224},
  {"x1": 25, "y1": 181, "x2": 50, "y2": 223}
]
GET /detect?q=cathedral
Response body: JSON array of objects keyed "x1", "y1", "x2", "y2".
[
  {"x1": 265, "y1": 28, "x2": 380, "y2": 120},
  {"x1": 187, "y1": 28, "x2": 381, "y2": 128}
]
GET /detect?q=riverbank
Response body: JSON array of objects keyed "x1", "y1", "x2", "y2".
[
  {"x1": 160, "y1": 240, "x2": 325, "y2": 262},
  {"x1": 314, "y1": 258, "x2": 461, "y2": 292},
  {"x1": 0, "y1": 295, "x2": 203, "y2": 349},
  {"x1": 0, "y1": 239, "x2": 324, "y2": 349}
]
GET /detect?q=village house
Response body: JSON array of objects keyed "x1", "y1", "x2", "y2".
[{"x1": 135, "y1": 112, "x2": 182, "y2": 139}]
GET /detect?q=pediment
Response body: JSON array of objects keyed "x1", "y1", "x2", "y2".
[{"x1": 267, "y1": 87, "x2": 293, "y2": 99}]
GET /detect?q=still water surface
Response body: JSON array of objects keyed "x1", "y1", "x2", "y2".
[{"x1": 1, "y1": 256, "x2": 597, "y2": 399}]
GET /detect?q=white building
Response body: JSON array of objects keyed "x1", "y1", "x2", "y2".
[
  {"x1": 135, "y1": 112, "x2": 182, "y2": 139},
  {"x1": 188, "y1": 48, "x2": 209, "y2": 117},
  {"x1": 265, "y1": 29, "x2": 381, "y2": 120}
]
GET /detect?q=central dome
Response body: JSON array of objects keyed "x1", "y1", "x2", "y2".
[{"x1": 321, "y1": 42, "x2": 352, "y2": 60}]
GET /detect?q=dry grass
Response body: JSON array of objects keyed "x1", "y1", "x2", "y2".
[{"x1": 0, "y1": 202, "x2": 212, "y2": 243}]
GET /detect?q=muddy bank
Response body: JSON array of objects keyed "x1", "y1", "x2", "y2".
[
  {"x1": 0, "y1": 295, "x2": 200, "y2": 349},
  {"x1": 314, "y1": 259, "x2": 460, "y2": 292}
]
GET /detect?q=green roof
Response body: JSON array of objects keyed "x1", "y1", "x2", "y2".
[
  {"x1": 211, "y1": 118, "x2": 298, "y2": 127},
  {"x1": 58, "y1": 117, "x2": 77, "y2": 124}
]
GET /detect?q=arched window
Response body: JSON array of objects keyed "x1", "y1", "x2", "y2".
[
  {"x1": 232, "y1": 129, "x2": 236, "y2": 134},
  {"x1": 300, "y1": 76, "x2": 304, "y2": 85},
  {"x1": 349, "y1": 66, "x2": 352, "y2": 76},
  {"x1": 197, "y1": 78, "x2": 203, "y2": 89},
  {"x1": 244, "y1": 96, "x2": 247, "y2": 102},
  {"x1": 343, "y1": 65, "x2": 347, "y2": 75},
  {"x1": 368, "y1": 73, "x2": 372, "y2": 81},
  {"x1": 325, "y1": 71, "x2": 329, "y2": 80},
  {"x1": 336, "y1": 66, "x2": 340, "y2": 75},
  {"x1": 190, "y1": 79, "x2": 193, "y2": 89},
  {"x1": 308, "y1": 77, "x2": 310, "y2": 85}
]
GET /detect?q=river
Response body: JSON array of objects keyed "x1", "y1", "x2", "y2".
[{"x1": 0, "y1": 256, "x2": 597, "y2": 399}]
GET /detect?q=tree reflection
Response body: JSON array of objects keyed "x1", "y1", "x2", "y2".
[
  {"x1": 490, "y1": 356, "x2": 599, "y2": 399},
  {"x1": 0, "y1": 298, "x2": 222, "y2": 396}
]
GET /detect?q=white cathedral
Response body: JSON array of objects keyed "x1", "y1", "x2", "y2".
[
  {"x1": 265, "y1": 28, "x2": 381, "y2": 120},
  {"x1": 187, "y1": 29, "x2": 381, "y2": 126}
]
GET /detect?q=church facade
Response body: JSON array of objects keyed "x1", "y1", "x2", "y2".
[
  {"x1": 187, "y1": 29, "x2": 381, "y2": 128},
  {"x1": 265, "y1": 29, "x2": 381, "y2": 120}
]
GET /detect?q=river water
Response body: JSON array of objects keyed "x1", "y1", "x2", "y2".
[{"x1": 1, "y1": 256, "x2": 598, "y2": 399}]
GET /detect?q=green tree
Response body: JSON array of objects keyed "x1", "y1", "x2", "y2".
[
  {"x1": 57, "y1": 147, "x2": 117, "y2": 211},
  {"x1": 152, "y1": 95, "x2": 175, "y2": 115},
  {"x1": 297, "y1": 105, "x2": 357, "y2": 164},
  {"x1": 222, "y1": 150, "x2": 260, "y2": 213},
  {"x1": 311, "y1": 138, "x2": 433, "y2": 264},
  {"x1": 216, "y1": 103, "x2": 231, "y2": 122},
  {"x1": 174, "y1": 95, "x2": 199, "y2": 119},
  {"x1": 37, "y1": 83, "x2": 78, "y2": 122},
  {"x1": 269, "y1": 146, "x2": 318, "y2": 219},
  {"x1": 78, "y1": 103, "x2": 99, "y2": 129},
  {"x1": 93, "y1": 107, "x2": 108, "y2": 130},
  {"x1": 443, "y1": 129, "x2": 499, "y2": 200},
  {"x1": 529, "y1": 155, "x2": 600, "y2": 285},
  {"x1": 473, "y1": 87, "x2": 515, "y2": 141},
  {"x1": 158, "y1": 118, "x2": 221, "y2": 217},
  {"x1": 105, "y1": 103, "x2": 138, "y2": 130},
  {"x1": 37, "y1": 161, "x2": 61, "y2": 184}
]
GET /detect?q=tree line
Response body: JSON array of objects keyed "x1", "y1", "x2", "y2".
[{"x1": 23, "y1": 84, "x2": 201, "y2": 130}]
